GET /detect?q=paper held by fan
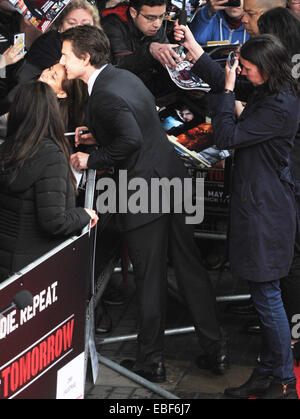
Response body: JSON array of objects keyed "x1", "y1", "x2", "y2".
[
  {"x1": 166, "y1": 60, "x2": 210, "y2": 92},
  {"x1": 8, "y1": 0, "x2": 72, "y2": 32},
  {"x1": 167, "y1": 135, "x2": 211, "y2": 167}
]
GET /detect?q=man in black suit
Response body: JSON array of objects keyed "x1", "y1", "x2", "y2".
[{"x1": 60, "y1": 25, "x2": 228, "y2": 382}]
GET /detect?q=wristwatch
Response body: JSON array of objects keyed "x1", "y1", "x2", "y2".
[{"x1": 224, "y1": 88, "x2": 234, "y2": 94}]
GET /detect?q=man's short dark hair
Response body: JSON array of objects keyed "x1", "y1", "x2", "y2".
[
  {"x1": 130, "y1": 0, "x2": 168, "y2": 12},
  {"x1": 60, "y1": 25, "x2": 110, "y2": 69}
]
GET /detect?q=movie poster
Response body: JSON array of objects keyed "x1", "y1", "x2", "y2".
[
  {"x1": 160, "y1": 104, "x2": 232, "y2": 168},
  {"x1": 160, "y1": 104, "x2": 213, "y2": 152},
  {"x1": 8, "y1": 0, "x2": 72, "y2": 32}
]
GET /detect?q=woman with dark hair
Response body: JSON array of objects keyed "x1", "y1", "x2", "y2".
[
  {"x1": 0, "y1": 81, "x2": 98, "y2": 283},
  {"x1": 22, "y1": 0, "x2": 101, "y2": 80},
  {"x1": 174, "y1": 25, "x2": 300, "y2": 399},
  {"x1": 258, "y1": 5, "x2": 300, "y2": 367},
  {"x1": 38, "y1": 62, "x2": 88, "y2": 134},
  {"x1": 1, "y1": 62, "x2": 88, "y2": 146}
]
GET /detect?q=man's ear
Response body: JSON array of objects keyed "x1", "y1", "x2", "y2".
[
  {"x1": 56, "y1": 90, "x2": 68, "y2": 99},
  {"x1": 83, "y1": 52, "x2": 91, "y2": 66},
  {"x1": 129, "y1": 6, "x2": 138, "y2": 20}
]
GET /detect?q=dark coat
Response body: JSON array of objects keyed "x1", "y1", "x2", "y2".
[
  {"x1": 86, "y1": 64, "x2": 187, "y2": 232},
  {"x1": 0, "y1": 138, "x2": 91, "y2": 282},
  {"x1": 193, "y1": 54, "x2": 300, "y2": 282}
]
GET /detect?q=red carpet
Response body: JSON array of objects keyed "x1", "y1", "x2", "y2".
[{"x1": 295, "y1": 361, "x2": 300, "y2": 398}]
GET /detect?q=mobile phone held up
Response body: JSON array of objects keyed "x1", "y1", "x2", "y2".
[
  {"x1": 227, "y1": 51, "x2": 236, "y2": 68},
  {"x1": 220, "y1": 0, "x2": 241, "y2": 7},
  {"x1": 14, "y1": 33, "x2": 25, "y2": 56}
]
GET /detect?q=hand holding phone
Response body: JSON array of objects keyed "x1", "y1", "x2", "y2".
[
  {"x1": 13, "y1": 33, "x2": 25, "y2": 56},
  {"x1": 225, "y1": 50, "x2": 239, "y2": 91},
  {"x1": 227, "y1": 51, "x2": 236, "y2": 69},
  {"x1": 1, "y1": 41, "x2": 26, "y2": 68}
]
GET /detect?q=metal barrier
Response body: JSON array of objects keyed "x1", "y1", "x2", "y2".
[
  {"x1": 0, "y1": 226, "x2": 91, "y2": 399},
  {"x1": 83, "y1": 172, "x2": 181, "y2": 399},
  {"x1": 0, "y1": 168, "x2": 250, "y2": 398},
  {"x1": 0, "y1": 169, "x2": 99, "y2": 399}
]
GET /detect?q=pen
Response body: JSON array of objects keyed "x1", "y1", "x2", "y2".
[{"x1": 64, "y1": 130, "x2": 89, "y2": 136}]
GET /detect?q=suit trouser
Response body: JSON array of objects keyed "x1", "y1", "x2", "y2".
[{"x1": 124, "y1": 213, "x2": 223, "y2": 366}]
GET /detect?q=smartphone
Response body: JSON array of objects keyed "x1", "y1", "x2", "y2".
[
  {"x1": 227, "y1": 51, "x2": 236, "y2": 68},
  {"x1": 220, "y1": 0, "x2": 241, "y2": 7},
  {"x1": 14, "y1": 33, "x2": 25, "y2": 56}
]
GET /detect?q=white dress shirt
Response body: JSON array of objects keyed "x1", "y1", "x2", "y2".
[{"x1": 87, "y1": 65, "x2": 108, "y2": 96}]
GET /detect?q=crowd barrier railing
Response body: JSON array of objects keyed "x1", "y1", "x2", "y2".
[
  {"x1": 0, "y1": 169, "x2": 97, "y2": 399},
  {"x1": 0, "y1": 168, "x2": 251, "y2": 399}
]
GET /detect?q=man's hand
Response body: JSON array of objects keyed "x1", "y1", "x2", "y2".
[
  {"x1": 84, "y1": 208, "x2": 99, "y2": 229},
  {"x1": 208, "y1": 0, "x2": 229, "y2": 15},
  {"x1": 74, "y1": 126, "x2": 97, "y2": 148},
  {"x1": 174, "y1": 22, "x2": 204, "y2": 62},
  {"x1": 70, "y1": 152, "x2": 89, "y2": 171},
  {"x1": 149, "y1": 42, "x2": 182, "y2": 69}
]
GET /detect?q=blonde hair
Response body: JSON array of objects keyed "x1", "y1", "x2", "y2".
[{"x1": 53, "y1": 0, "x2": 101, "y2": 30}]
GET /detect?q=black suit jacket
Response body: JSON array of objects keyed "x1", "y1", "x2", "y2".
[{"x1": 87, "y1": 64, "x2": 187, "y2": 231}]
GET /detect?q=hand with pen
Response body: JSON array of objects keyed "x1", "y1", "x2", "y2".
[
  {"x1": 74, "y1": 125, "x2": 97, "y2": 147},
  {"x1": 70, "y1": 126, "x2": 97, "y2": 171}
]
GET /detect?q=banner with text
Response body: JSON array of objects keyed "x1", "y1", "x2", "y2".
[{"x1": 0, "y1": 233, "x2": 89, "y2": 399}]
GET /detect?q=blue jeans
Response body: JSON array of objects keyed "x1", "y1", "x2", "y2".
[{"x1": 249, "y1": 279, "x2": 296, "y2": 384}]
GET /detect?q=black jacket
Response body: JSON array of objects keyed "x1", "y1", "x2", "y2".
[
  {"x1": 101, "y1": 4, "x2": 168, "y2": 85},
  {"x1": 0, "y1": 138, "x2": 91, "y2": 282},
  {"x1": 25, "y1": 30, "x2": 62, "y2": 73},
  {"x1": 192, "y1": 53, "x2": 300, "y2": 282},
  {"x1": 86, "y1": 64, "x2": 187, "y2": 232}
]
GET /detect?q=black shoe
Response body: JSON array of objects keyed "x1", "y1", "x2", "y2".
[
  {"x1": 95, "y1": 303, "x2": 112, "y2": 334},
  {"x1": 228, "y1": 302, "x2": 257, "y2": 316},
  {"x1": 95, "y1": 314, "x2": 112, "y2": 333},
  {"x1": 196, "y1": 347, "x2": 230, "y2": 376},
  {"x1": 102, "y1": 286, "x2": 125, "y2": 306},
  {"x1": 241, "y1": 323, "x2": 261, "y2": 335},
  {"x1": 260, "y1": 381, "x2": 298, "y2": 399},
  {"x1": 224, "y1": 369, "x2": 274, "y2": 399},
  {"x1": 120, "y1": 359, "x2": 166, "y2": 383}
]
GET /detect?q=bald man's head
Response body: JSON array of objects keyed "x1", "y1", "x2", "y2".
[{"x1": 242, "y1": 0, "x2": 286, "y2": 37}]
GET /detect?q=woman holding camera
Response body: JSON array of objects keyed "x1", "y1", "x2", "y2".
[{"x1": 174, "y1": 24, "x2": 300, "y2": 399}]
